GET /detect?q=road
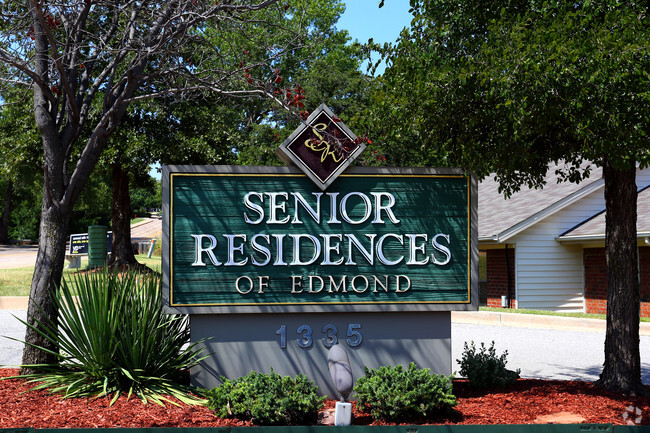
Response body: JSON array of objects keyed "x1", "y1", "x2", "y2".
[
  {"x1": 0, "y1": 218, "x2": 162, "y2": 269},
  {"x1": 0, "y1": 245, "x2": 39, "y2": 269},
  {"x1": 453, "y1": 322, "x2": 650, "y2": 383},
  {"x1": 130, "y1": 218, "x2": 162, "y2": 243}
]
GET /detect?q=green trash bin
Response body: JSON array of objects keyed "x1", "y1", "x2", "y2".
[{"x1": 87, "y1": 225, "x2": 108, "y2": 268}]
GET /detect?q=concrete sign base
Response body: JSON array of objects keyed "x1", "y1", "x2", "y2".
[{"x1": 190, "y1": 311, "x2": 451, "y2": 398}]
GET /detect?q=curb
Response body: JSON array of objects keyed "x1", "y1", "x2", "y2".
[
  {"x1": 451, "y1": 311, "x2": 650, "y2": 336},
  {"x1": 130, "y1": 218, "x2": 159, "y2": 229}
]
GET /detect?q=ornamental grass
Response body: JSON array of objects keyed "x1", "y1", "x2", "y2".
[{"x1": 13, "y1": 269, "x2": 206, "y2": 406}]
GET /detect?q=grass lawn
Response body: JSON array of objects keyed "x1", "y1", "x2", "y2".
[
  {"x1": 133, "y1": 254, "x2": 162, "y2": 272},
  {"x1": 480, "y1": 306, "x2": 606, "y2": 320},
  {"x1": 0, "y1": 254, "x2": 162, "y2": 297},
  {"x1": 0, "y1": 267, "x2": 34, "y2": 297}
]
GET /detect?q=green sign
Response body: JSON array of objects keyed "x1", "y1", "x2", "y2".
[{"x1": 164, "y1": 166, "x2": 476, "y2": 312}]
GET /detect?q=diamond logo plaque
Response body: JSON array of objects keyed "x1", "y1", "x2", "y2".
[{"x1": 276, "y1": 103, "x2": 366, "y2": 190}]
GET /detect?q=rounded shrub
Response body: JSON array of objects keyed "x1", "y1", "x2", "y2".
[
  {"x1": 206, "y1": 370, "x2": 325, "y2": 425},
  {"x1": 353, "y1": 362, "x2": 457, "y2": 422},
  {"x1": 457, "y1": 341, "x2": 520, "y2": 388}
]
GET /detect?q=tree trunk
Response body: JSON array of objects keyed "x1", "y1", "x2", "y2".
[
  {"x1": 21, "y1": 195, "x2": 70, "y2": 371},
  {"x1": 0, "y1": 180, "x2": 13, "y2": 244},
  {"x1": 598, "y1": 161, "x2": 643, "y2": 394},
  {"x1": 108, "y1": 163, "x2": 139, "y2": 268}
]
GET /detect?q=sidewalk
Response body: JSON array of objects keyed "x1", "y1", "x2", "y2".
[
  {"x1": 2, "y1": 295, "x2": 649, "y2": 336},
  {"x1": 0, "y1": 297, "x2": 29, "y2": 310}
]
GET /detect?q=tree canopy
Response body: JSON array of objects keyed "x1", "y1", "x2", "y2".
[
  {"x1": 374, "y1": 0, "x2": 650, "y2": 191},
  {"x1": 0, "y1": 88, "x2": 41, "y2": 243},
  {"x1": 0, "y1": 0, "x2": 333, "y2": 369},
  {"x1": 97, "y1": 0, "x2": 366, "y2": 267},
  {"x1": 371, "y1": 0, "x2": 650, "y2": 394}
]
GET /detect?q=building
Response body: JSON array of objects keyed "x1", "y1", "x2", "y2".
[{"x1": 479, "y1": 163, "x2": 650, "y2": 317}]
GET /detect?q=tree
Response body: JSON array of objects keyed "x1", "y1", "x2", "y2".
[
  {"x1": 0, "y1": 0, "x2": 313, "y2": 369},
  {"x1": 374, "y1": 0, "x2": 650, "y2": 394},
  {"x1": 0, "y1": 90, "x2": 41, "y2": 244},
  {"x1": 104, "y1": 0, "x2": 368, "y2": 267},
  {"x1": 103, "y1": 108, "x2": 159, "y2": 269},
  {"x1": 69, "y1": 163, "x2": 112, "y2": 233},
  {"x1": 130, "y1": 179, "x2": 161, "y2": 214},
  {"x1": 233, "y1": 24, "x2": 373, "y2": 165}
]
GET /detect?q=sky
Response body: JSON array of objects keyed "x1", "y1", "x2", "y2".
[
  {"x1": 337, "y1": 1, "x2": 413, "y2": 46},
  {"x1": 338, "y1": 1, "x2": 413, "y2": 73}
]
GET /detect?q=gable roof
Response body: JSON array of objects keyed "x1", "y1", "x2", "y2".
[
  {"x1": 479, "y1": 163, "x2": 604, "y2": 243},
  {"x1": 557, "y1": 185, "x2": 650, "y2": 242}
]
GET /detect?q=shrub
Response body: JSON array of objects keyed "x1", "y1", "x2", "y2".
[
  {"x1": 206, "y1": 370, "x2": 325, "y2": 425},
  {"x1": 353, "y1": 362, "x2": 457, "y2": 422},
  {"x1": 16, "y1": 269, "x2": 205, "y2": 405},
  {"x1": 457, "y1": 341, "x2": 520, "y2": 388}
]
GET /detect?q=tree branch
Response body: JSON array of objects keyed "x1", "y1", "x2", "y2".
[{"x1": 29, "y1": 0, "x2": 80, "y2": 122}]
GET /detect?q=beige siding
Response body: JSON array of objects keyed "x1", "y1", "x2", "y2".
[
  {"x1": 510, "y1": 166, "x2": 650, "y2": 312},
  {"x1": 639, "y1": 169, "x2": 650, "y2": 192},
  {"x1": 511, "y1": 192, "x2": 604, "y2": 312}
]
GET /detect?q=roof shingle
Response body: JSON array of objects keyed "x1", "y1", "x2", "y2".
[{"x1": 479, "y1": 163, "x2": 603, "y2": 241}]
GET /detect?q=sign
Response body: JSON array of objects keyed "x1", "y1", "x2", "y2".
[
  {"x1": 162, "y1": 165, "x2": 477, "y2": 396},
  {"x1": 276, "y1": 104, "x2": 366, "y2": 190},
  {"x1": 163, "y1": 165, "x2": 477, "y2": 314},
  {"x1": 68, "y1": 231, "x2": 112, "y2": 255}
]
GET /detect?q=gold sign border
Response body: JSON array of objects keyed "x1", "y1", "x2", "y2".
[{"x1": 169, "y1": 172, "x2": 472, "y2": 307}]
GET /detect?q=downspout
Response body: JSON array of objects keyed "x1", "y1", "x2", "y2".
[{"x1": 505, "y1": 244, "x2": 513, "y2": 308}]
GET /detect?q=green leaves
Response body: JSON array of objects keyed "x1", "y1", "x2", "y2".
[
  {"x1": 457, "y1": 341, "x2": 520, "y2": 388},
  {"x1": 12, "y1": 269, "x2": 206, "y2": 406},
  {"x1": 353, "y1": 362, "x2": 456, "y2": 422},
  {"x1": 369, "y1": 0, "x2": 650, "y2": 191},
  {"x1": 206, "y1": 370, "x2": 325, "y2": 425}
]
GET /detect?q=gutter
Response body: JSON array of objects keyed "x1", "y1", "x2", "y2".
[
  {"x1": 555, "y1": 234, "x2": 606, "y2": 244},
  {"x1": 556, "y1": 232, "x2": 650, "y2": 244},
  {"x1": 479, "y1": 235, "x2": 501, "y2": 243}
]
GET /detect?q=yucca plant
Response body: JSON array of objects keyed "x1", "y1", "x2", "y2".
[{"x1": 14, "y1": 269, "x2": 206, "y2": 406}]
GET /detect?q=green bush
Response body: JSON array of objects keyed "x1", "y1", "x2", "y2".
[
  {"x1": 353, "y1": 362, "x2": 457, "y2": 422},
  {"x1": 457, "y1": 341, "x2": 520, "y2": 388},
  {"x1": 206, "y1": 370, "x2": 325, "y2": 425},
  {"x1": 17, "y1": 270, "x2": 205, "y2": 405}
]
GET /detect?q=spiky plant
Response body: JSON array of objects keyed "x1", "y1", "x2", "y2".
[{"x1": 14, "y1": 269, "x2": 205, "y2": 405}]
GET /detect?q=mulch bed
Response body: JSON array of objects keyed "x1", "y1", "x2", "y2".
[{"x1": 0, "y1": 369, "x2": 648, "y2": 428}]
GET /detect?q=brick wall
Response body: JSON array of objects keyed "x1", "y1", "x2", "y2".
[
  {"x1": 640, "y1": 246, "x2": 650, "y2": 318},
  {"x1": 486, "y1": 247, "x2": 516, "y2": 309},
  {"x1": 583, "y1": 248, "x2": 607, "y2": 315},
  {"x1": 584, "y1": 246, "x2": 650, "y2": 318}
]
